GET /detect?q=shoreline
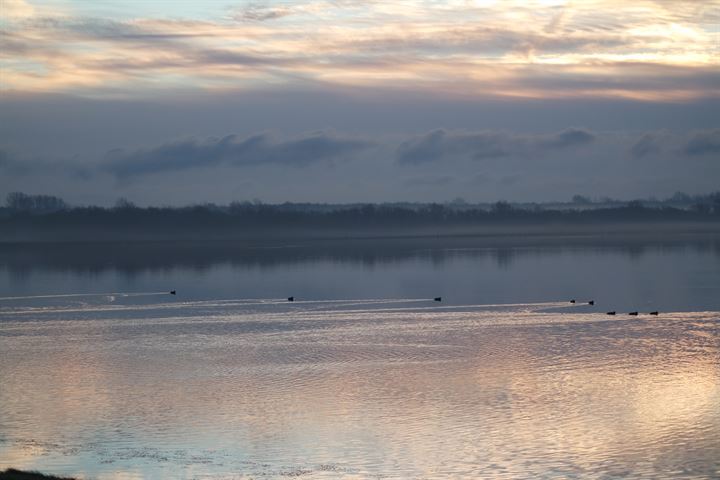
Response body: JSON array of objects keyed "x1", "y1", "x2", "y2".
[{"x1": 2, "y1": 220, "x2": 719, "y2": 244}]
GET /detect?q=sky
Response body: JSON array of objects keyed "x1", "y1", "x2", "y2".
[{"x1": 1, "y1": 0, "x2": 719, "y2": 205}]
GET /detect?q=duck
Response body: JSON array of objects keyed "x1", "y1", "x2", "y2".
[
  {"x1": 649, "y1": 311, "x2": 659, "y2": 315},
  {"x1": 588, "y1": 300, "x2": 594, "y2": 305},
  {"x1": 434, "y1": 297, "x2": 442, "y2": 302},
  {"x1": 287, "y1": 296, "x2": 294, "y2": 302},
  {"x1": 570, "y1": 299, "x2": 576, "y2": 304},
  {"x1": 628, "y1": 311, "x2": 638, "y2": 316},
  {"x1": 606, "y1": 311, "x2": 616, "y2": 315},
  {"x1": 169, "y1": 290, "x2": 176, "y2": 295}
]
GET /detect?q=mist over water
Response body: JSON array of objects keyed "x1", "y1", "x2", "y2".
[{"x1": 1, "y1": 237, "x2": 719, "y2": 478}]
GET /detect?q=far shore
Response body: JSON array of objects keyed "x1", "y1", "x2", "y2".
[{"x1": 2, "y1": 220, "x2": 719, "y2": 244}]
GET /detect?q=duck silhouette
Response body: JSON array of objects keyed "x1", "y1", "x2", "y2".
[
  {"x1": 570, "y1": 299, "x2": 576, "y2": 304},
  {"x1": 628, "y1": 311, "x2": 638, "y2": 316},
  {"x1": 588, "y1": 300, "x2": 594, "y2": 305},
  {"x1": 287, "y1": 296, "x2": 294, "y2": 302},
  {"x1": 606, "y1": 311, "x2": 616, "y2": 315},
  {"x1": 169, "y1": 290, "x2": 176, "y2": 295},
  {"x1": 434, "y1": 297, "x2": 442, "y2": 302},
  {"x1": 649, "y1": 311, "x2": 659, "y2": 315}
]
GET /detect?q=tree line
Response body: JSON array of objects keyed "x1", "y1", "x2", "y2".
[{"x1": 2, "y1": 191, "x2": 720, "y2": 232}]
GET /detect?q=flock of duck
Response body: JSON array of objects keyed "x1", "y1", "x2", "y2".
[
  {"x1": 570, "y1": 299, "x2": 659, "y2": 316},
  {"x1": 168, "y1": 291, "x2": 658, "y2": 315}
]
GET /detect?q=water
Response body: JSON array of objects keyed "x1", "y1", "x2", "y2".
[{"x1": 1, "y1": 236, "x2": 719, "y2": 479}]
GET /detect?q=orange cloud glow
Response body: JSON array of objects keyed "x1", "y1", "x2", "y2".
[{"x1": 0, "y1": 0, "x2": 717, "y2": 100}]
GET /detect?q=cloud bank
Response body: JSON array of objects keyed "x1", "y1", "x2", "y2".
[
  {"x1": 396, "y1": 128, "x2": 595, "y2": 164},
  {"x1": 2, "y1": 127, "x2": 714, "y2": 179},
  {"x1": 629, "y1": 128, "x2": 720, "y2": 158},
  {"x1": 684, "y1": 129, "x2": 720, "y2": 156},
  {"x1": 103, "y1": 132, "x2": 374, "y2": 178},
  {"x1": 2, "y1": 127, "x2": 718, "y2": 204},
  {"x1": 1, "y1": 1, "x2": 718, "y2": 101}
]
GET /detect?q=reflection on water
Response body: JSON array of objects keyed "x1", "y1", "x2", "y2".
[
  {"x1": 1, "y1": 236, "x2": 719, "y2": 312},
  {"x1": 1, "y1": 238, "x2": 719, "y2": 478}
]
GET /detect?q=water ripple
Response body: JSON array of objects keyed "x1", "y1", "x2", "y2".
[{"x1": 1, "y1": 297, "x2": 718, "y2": 479}]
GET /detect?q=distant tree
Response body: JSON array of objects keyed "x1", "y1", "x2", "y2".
[
  {"x1": 491, "y1": 201, "x2": 514, "y2": 215},
  {"x1": 6, "y1": 192, "x2": 33, "y2": 210},
  {"x1": 114, "y1": 197, "x2": 137, "y2": 209},
  {"x1": 670, "y1": 191, "x2": 691, "y2": 203},
  {"x1": 571, "y1": 194, "x2": 592, "y2": 205},
  {"x1": 6, "y1": 192, "x2": 67, "y2": 212},
  {"x1": 711, "y1": 192, "x2": 720, "y2": 215},
  {"x1": 691, "y1": 202, "x2": 711, "y2": 215},
  {"x1": 35, "y1": 195, "x2": 68, "y2": 212}
]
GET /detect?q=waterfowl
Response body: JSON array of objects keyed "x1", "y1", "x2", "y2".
[
  {"x1": 628, "y1": 311, "x2": 638, "y2": 316},
  {"x1": 588, "y1": 300, "x2": 594, "y2": 305},
  {"x1": 570, "y1": 299, "x2": 576, "y2": 304},
  {"x1": 649, "y1": 311, "x2": 659, "y2": 315},
  {"x1": 434, "y1": 297, "x2": 442, "y2": 302},
  {"x1": 287, "y1": 296, "x2": 294, "y2": 302},
  {"x1": 169, "y1": 290, "x2": 176, "y2": 295},
  {"x1": 606, "y1": 311, "x2": 616, "y2": 315}
]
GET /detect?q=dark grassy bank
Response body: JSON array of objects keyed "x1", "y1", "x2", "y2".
[{"x1": 0, "y1": 469, "x2": 75, "y2": 480}]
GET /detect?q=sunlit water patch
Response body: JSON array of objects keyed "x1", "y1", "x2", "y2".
[{"x1": 1, "y1": 294, "x2": 719, "y2": 479}]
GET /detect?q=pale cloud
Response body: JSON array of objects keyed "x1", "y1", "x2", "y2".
[
  {"x1": 0, "y1": 0, "x2": 718, "y2": 100},
  {"x1": 1, "y1": 0, "x2": 35, "y2": 19}
]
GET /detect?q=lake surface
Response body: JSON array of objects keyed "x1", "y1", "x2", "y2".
[{"x1": 1, "y1": 236, "x2": 719, "y2": 479}]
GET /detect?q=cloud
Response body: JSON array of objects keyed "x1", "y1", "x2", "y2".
[
  {"x1": 1, "y1": 2, "x2": 717, "y2": 101},
  {"x1": 3, "y1": 125, "x2": 719, "y2": 205},
  {"x1": 683, "y1": 129, "x2": 720, "y2": 156},
  {"x1": 629, "y1": 129, "x2": 720, "y2": 158},
  {"x1": 103, "y1": 131, "x2": 374, "y2": 178},
  {"x1": 630, "y1": 132, "x2": 664, "y2": 158},
  {"x1": 539, "y1": 128, "x2": 595, "y2": 148},
  {"x1": 233, "y1": 4, "x2": 295, "y2": 22},
  {"x1": 396, "y1": 130, "x2": 506, "y2": 165},
  {"x1": 0, "y1": 148, "x2": 91, "y2": 178},
  {"x1": 2, "y1": 0, "x2": 35, "y2": 19},
  {"x1": 396, "y1": 128, "x2": 595, "y2": 165}
]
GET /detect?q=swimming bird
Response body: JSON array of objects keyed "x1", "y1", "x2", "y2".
[
  {"x1": 570, "y1": 299, "x2": 576, "y2": 304},
  {"x1": 649, "y1": 311, "x2": 659, "y2": 315},
  {"x1": 628, "y1": 311, "x2": 638, "y2": 316},
  {"x1": 588, "y1": 300, "x2": 594, "y2": 305},
  {"x1": 434, "y1": 297, "x2": 442, "y2": 302},
  {"x1": 606, "y1": 311, "x2": 616, "y2": 315},
  {"x1": 287, "y1": 296, "x2": 294, "y2": 302},
  {"x1": 170, "y1": 290, "x2": 176, "y2": 295}
]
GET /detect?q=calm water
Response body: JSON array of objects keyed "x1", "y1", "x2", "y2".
[{"x1": 1, "y1": 237, "x2": 719, "y2": 479}]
